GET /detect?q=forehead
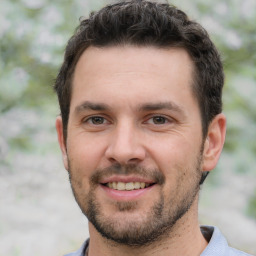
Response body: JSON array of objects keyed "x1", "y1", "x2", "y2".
[
  {"x1": 74, "y1": 45, "x2": 194, "y2": 80},
  {"x1": 71, "y1": 45, "x2": 197, "y2": 112}
]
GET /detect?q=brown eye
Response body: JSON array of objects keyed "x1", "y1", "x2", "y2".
[
  {"x1": 152, "y1": 116, "x2": 167, "y2": 124},
  {"x1": 89, "y1": 116, "x2": 105, "y2": 125}
]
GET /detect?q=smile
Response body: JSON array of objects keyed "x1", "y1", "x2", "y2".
[
  {"x1": 105, "y1": 181, "x2": 151, "y2": 191},
  {"x1": 100, "y1": 178, "x2": 157, "y2": 201}
]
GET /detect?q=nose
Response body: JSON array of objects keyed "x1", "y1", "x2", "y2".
[{"x1": 105, "y1": 121, "x2": 146, "y2": 165}]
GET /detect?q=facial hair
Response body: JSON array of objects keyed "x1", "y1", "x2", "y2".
[{"x1": 68, "y1": 154, "x2": 203, "y2": 247}]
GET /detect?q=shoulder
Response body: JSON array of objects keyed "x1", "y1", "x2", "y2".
[
  {"x1": 200, "y1": 226, "x2": 254, "y2": 256},
  {"x1": 64, "y1": 240, "x2": 89, "y2": 256},
  {"x1": 228, "y1": 247, "x2": 254, "y2": 256}
]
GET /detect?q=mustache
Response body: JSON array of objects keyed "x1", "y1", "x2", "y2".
[{"x1": 90, "y1": 163, "x2": 165, "y2": 185}]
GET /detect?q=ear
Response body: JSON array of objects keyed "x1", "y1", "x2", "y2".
[
  {"x1": 202, "y1": 113, "x2": 226, "y2": 171},
  {"x1": 55, "y1": 116, "x2": 69, "y2": 170}
]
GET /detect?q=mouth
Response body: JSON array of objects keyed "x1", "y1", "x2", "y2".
[
  {"x1": 99, "y1": 178, "x2": 157, "y2": 201},
  {"x1": 102, "y1": 181, "x2": 153, "y2": 191}
]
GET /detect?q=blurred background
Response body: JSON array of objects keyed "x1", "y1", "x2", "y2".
[{"x1": 0, "y1": 0, "x2": 255, "y2": 255}]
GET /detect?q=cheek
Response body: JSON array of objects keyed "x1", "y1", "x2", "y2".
[
  {"x1": 150, "y1": 137, "x2": 200, "y2": 179},
  {"x1": 67, "y1": 134, "x2": 106, "y2": 170},
  {"x1": 151, "y1": 138, "x2": 191, "y2": 166}
]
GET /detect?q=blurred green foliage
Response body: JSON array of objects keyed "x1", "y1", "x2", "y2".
[
  {"x1": 0, "y1": 0, "x2": 255, "y2": 215},
  {"x1": 248, "y1": 189, "x2": 256, "y2": 219}
]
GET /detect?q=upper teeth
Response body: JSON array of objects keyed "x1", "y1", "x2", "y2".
[{"x1": 107, "y1": 182, "x2": 150, "y2": 190}]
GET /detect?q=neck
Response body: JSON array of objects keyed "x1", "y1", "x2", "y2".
[{"x1": 87, "y1": 199, "x2": 208, "y2": 256}]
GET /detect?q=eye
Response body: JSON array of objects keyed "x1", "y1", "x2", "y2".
[
  {"x1": 152, "y1": 116, "x2": 167, "y2": 124},
  {"x1": 146, "y1": 116, "x2": 170, "y2": 125},
  {"x1": 85, "y1": 116, "x2": 107, "y2": 125}
]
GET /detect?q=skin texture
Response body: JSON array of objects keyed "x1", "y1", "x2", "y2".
[{"x1": 56, "y1": 46, "x2": 226, "y2": 256}]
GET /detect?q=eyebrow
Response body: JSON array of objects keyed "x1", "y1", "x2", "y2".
[
  {"x1": 138, "y1": 102, "x2": 185, "y2": 114},
  {"x1": 74, "y1": 101, "x2": 110, "y2": 114},
  {"x1": 74, "y1": 101, "x2": 185, "y2": 115}
]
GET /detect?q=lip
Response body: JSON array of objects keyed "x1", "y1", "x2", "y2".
[
  {"x1": 100, "y1": 183, "x2": 156, "y2": 201},
  {"x1": 99, "y1": 175, "x2": 155, "y2": 184}
]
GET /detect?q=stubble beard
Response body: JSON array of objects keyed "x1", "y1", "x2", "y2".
[{"x1": 68, "y1": 157, "x2": 203, "y2": 247}]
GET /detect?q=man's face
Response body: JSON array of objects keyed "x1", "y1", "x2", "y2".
[{"x1": 59, "y1": 46, "x2": 207, "y2": 245}]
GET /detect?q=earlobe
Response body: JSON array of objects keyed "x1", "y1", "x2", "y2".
[
  {"x1": 55, "y1": 116, "x2": 69, "y2": 170},
  {"x1": 202, "y1": 113, "x2": 226, "y2": 172}
]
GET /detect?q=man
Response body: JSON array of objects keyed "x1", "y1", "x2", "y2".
[{"x1": 54, "y1": 1, "x2": 252, "y2": 255}]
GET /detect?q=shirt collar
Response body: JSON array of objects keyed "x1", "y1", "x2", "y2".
[
  {"x1": 200, "y1": 225, "x2": 229, "y2": 256},
  {"x1": 64, "y1": 226, "x2": 237, "y2": 256}
]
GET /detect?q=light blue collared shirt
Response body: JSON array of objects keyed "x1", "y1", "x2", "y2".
[
  {"x1": 200, "y1": 226, "x2": 253, "y2": 256},
  {"x1": 64, "y1": 226, "x2": 253, "y2": 256}
]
